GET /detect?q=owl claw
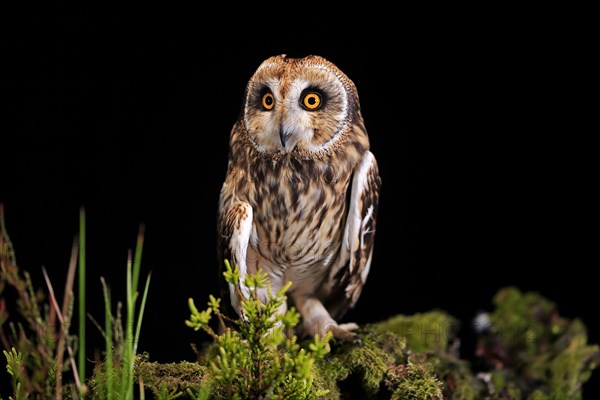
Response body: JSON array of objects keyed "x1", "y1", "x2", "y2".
[
  {"x1": 330, "y1": 325, "x2": 362, "y2": 344},
  {"x1": 336, "y1": 322, "x2": 362, "y2": 344}
]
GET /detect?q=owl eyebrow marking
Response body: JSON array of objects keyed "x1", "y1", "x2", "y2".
[{"x1": 258, "y1": 85, "x2": 271, "y2": 94}]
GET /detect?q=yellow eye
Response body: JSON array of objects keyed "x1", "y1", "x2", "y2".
[
  {"x1": 302, "y1": 92, "x2": 322, "y2": 110},
  {"x1": 262, "y1": 92, "x2": 275, "y2": 110}
]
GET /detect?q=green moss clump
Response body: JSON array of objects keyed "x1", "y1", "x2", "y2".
[
  {"x1": 476, "y1": 287, "x2": 600, "y2": 399},
  {"x1": 314, "y1": 320, "x2": 447, "y2": 399},
  {"x1": 317, "y1": 328, "x2": 404, "y2": 398},
  {"x1": 389, "y1": 357, "x2": 443, "y2": 399},
  {"x1": 307, "y1": 287, "x2": 599, "y2": 399},
  {"x1": 373, "y1": 310, "x2": 459, "y2": 354},
  {"x1": 135, "y1": 354, "x2": 207, "y2": 397},
  {"x1": 373, "y1": 312, "x2": 479, "y2": 399}
]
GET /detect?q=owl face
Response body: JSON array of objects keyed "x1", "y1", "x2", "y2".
[{"x1": 242, "y1": 55, "x2": 359, "y2": 155}]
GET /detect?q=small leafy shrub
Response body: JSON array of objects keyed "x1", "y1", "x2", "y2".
[{"x1": 185, "y1": 260, "x2": 331, "y2": 399}]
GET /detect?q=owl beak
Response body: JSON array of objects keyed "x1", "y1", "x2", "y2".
[{"x1": 279, "y1": 128, "x2": 292, "y2": 149}]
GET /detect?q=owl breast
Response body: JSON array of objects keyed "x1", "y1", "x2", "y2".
[{"x1": 247, "y1": 155, "x2": 352, "y2": 272}]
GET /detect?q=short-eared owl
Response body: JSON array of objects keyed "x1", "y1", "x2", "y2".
[{"x1": 218, "y1": 54, "x2": 381, "y2": 341}]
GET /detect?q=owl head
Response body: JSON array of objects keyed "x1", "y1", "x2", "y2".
[{"x1": 242, "y1": 54, "x2": 362, "y2": 156}]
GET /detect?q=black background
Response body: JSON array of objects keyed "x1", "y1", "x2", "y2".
[{"x1": 1, "y1": 8, "x2": 597, "y2": 397}]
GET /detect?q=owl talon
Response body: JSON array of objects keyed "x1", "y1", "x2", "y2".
[
  {"x1": 330, "y1": 325, "x2": 362, "y2": 343},
  {"x1": 336, "y1": 322, "x2": 361, "y2": 344}
]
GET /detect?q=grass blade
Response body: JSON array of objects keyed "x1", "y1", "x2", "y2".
[
  {"x1": 79, "y1": 207, "x2": 87, "y2": 387},
  {"x1": 132, "y1": 224, "x2": 145, "y2": 301},
  {"x1": 54, "y1": 237, "x2": 79, "y2": 399},
  {"x1": 121, "y1": 251, "x2": 134, "y2": 398},
  {"x1": 101, "y1": 277, "x2": 114, "y2": 400},
  {"x1": 133, "y1": 272, "x2": 152, "y2": 355}
]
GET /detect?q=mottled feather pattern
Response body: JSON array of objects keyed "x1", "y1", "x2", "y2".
[{"x1": 217, "y1": 55, "x2": 381, "y2": 340}]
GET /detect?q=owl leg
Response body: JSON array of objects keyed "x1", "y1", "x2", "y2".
[
  {"x1": 294, "y1": 296, "x2": 360, "y2": 342},
  {"x1": 249, "y1": 257, "x2": 289, "y2": 330}
]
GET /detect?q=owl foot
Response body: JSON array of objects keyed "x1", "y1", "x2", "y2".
[
  {"x1": 301, "y1": 320, "x2": 362, "y2": 344},
  {"x1": 295, "y1": 297, "x2": 362, "y2": 343},
  {"x1": 331, "y1": 324, "x2": 362, "y2": 344},
  {"x1": 336, "y1": 322, "x2": 363, "y2": 345}
]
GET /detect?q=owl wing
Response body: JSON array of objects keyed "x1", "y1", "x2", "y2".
[
  {"x1": 328, "y1": 151, "x2": 381, "y2": 318},
  {"x1": 217, "y1": 200, "x2": 254, "y2": 316}
]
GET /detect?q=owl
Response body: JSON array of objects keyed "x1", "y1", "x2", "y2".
[{"x1": 217, "y1": 54, "x2": 381, "y2": 341}]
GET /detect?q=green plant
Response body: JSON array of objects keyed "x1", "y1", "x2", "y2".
[
  {"x1": 3, "y1": 347, "x2": 28, "y2": 400},
  {"x1": 185, "y1": 260, "x2": 331, "y2": 399},
  {"x1": 88, "y1": 224, "x2": 151, "y2": 400},
  {"x1": 0, "y1": 204, "x2": 80, "y2": 399},
  {"x1": 0, "y1": 206, "x2": 150, "y2": 400}
]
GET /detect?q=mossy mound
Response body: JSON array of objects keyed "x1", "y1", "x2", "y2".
[{"x1": 135, "y1": 288, "x2": 599, "y2": 399}]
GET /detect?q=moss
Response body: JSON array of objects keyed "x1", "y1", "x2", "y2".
[
  {"x1": 546, "y1": 320, "x2": 599, "y2": 399},
  {"x1": 311, "y1": 362, "x2": 342, "y2": 400},
  {"x1": 369, "y1": 311, "x2": 479, "y2": 399},
  {"x1": 477, "y1": 287, "x2": 600, "y2": 399},
  {"x1": 314, "y1": 320, "x2": 451, "y2": 399},
  {"x1": 489, "y1": 287, "x2": 566, "y2": 358},
  {"x1": 490, "y1": 382, "x2": 521, "y2": 399},
  {"x1": 372, "y1": 311, "x2": 459, "y2": 354},
  {"x1": 389, "y1": 358, "x2": 443, "y2": 399},
  {"x1": 325, "y1": 330, "x2": 393, "y2": 396},
  {"x1": 437, "y1": 354, "x2": 482, "y2": 400},
  {"x1": 527, "y1": 389, "x2": 549, "y2": 399},
  {"x1": 135, "y1": 354, "x2": 208, "y2": 396}
]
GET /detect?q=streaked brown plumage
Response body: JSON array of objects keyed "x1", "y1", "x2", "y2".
[{"x1": 217, "y1": 54, "x2": 381, "y2": 341}]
